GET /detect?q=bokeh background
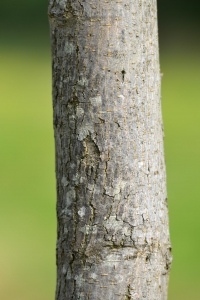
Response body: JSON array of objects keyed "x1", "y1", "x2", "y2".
[{"x1": 1, "y1": 1, "x2": 200, "y2": 299}]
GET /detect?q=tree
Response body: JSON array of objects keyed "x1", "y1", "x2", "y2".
[{"x1": 48, "y1": 0, "x2": 172, "y2": 299}]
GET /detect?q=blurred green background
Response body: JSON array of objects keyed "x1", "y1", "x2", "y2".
[{"x1": 1, "y1": 1, "x2": 200, "y2": 299}]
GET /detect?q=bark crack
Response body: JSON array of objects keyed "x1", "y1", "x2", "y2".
[{"x1": 125, "y1": 284, "x2": 131, "y2": 300}]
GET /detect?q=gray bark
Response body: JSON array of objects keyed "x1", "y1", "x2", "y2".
[{"x1": 48, "y1": 0, "x2": 172, "y2": 299}]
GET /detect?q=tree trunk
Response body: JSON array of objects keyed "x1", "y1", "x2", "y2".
[{"x1": 48, "y1": 0, "x2": 172, "y2": 299}]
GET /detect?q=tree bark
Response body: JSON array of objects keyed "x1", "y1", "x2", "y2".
[{"x1": 48, "y1": 0, "x2": 172, "y2": 299}]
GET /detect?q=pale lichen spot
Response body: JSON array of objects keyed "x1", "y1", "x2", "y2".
[
  {"x1": 79, "y1": 224, "x2": 97, "y2": 235},
  {"x1": 78, "y1": 127, "x2": 89, "y2": 141},
  {"x1": 64, "y1": 41, "x2": 75, "y2": 54},
  {"x1": 74, "y1": 274, "x2": 83, "y2": 287},
  {"x1": 122, "y1": 226, "x2": 131, "y2": 236},
  {"x1": 90, "y1": 95, "x2": 102, "y2": 106},
  {"x1": 105, "y1": 179, "x2": 126, "y2": 197},
  {"x1": 61, "y1": 176, "x2": 69, "y2": 187},
  {"x1": 64, "y1": 227, "x2": 69, "y2": 234},
  {"x1": 79, "y1": 225, "x2": 90, "y2": 235},
  {"x1": 78, "y1": 206, "x2": 86, "y2": 217},
  {"x1": 115, "y1": 274, "x2": 124, "y2": 283},
  {"x1": 92, "y1": 225, "x2": 97, "y2": 234},
  {"x1": 76, "y1": 107, "x2": 84, "y2": 117},
  {"x1": 138, "y1": 161, "x2": 144, "y2": 168},
  {"x1": 87, "y1": 183, "x2": 94, "y2": 191},
  {"x1": 67, "y1": 269, "x2": 72, "y2": 280},
  {"x1": 104, "y1": 217, "x2": 123, "y2": 231},
  {"x1": 133, "y1": 293, "x2": 140, "y2": 299},
  {"x1": 62, "y1": 265, "x2": 67, "y2": 275},
  {"x1": 78, "y1": 293, "x2": 85, "y2": 299},
  {"x1": 61, "y1": 208, "x2": 72, "y2": 216},
  {"x1": 78, "y1": 77, "x2": 88, "y2": 86},
  {"x1": 72, "y1": 174, "x2": 80, "y2": 185},
  {"x1": 90, "y1": 273, "x2": 97, "y2": 280},
  {"x1": 105, "y1": 185, "x2": 120, "y2": 197},
  {"x1": 80, "y1": 177, "x2": 86, "y2": 183},
  {"x1": 117, "y1": 94, "x2": 125, "y2": 100},
  {"x1": 77, "y1": 124, "x2": 94, "y2": 141},
  {"x1": 70, "y1": 163, "x2": 76, "y2": 169},
  {"x1": 66, "y1": 188, "x2": 75, "y2": 207}
]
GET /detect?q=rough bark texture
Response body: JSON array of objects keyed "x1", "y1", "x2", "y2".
[{"x1": 48, "y1": 0, "x2": 172, "y2": 299}]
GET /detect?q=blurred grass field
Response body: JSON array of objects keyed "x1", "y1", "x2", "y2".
[
  {"x1": 0, "y1": 46, "x2": 56, "y2": 300},
  {"x1": 161, "y1": 51, "x2": 200, "y2": 299},
  {"x1": 1, "y1": 43, "x2": 200, "y2": 299}
]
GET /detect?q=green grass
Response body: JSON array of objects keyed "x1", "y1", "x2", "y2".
[
  {"x1": 0, "y1": 47, "x2": 56, "y2": 300},
  {"x1": 1, "y1": 45, "x2": 200, "y2": 299},
  {"x1": 161, "y1": 52, "x2": 200, "y2": 299}
]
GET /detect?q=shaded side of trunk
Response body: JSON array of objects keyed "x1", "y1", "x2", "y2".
[{"x1": 48, "y1": 0, "x2": 172, "y2": 299}]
